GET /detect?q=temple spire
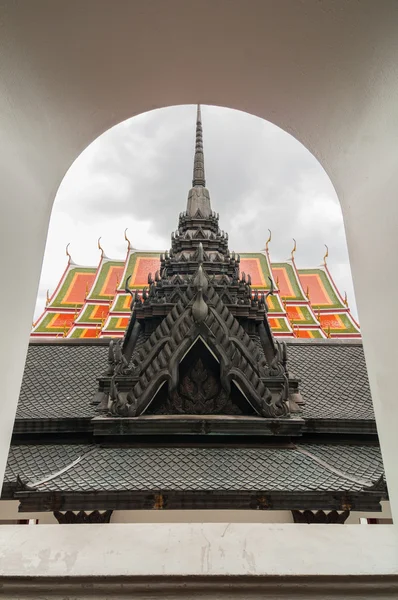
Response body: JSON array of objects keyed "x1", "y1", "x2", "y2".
[
  {"x1": 187, "y1": 105, "x2": 211, "y2": 217},
  {"x1": 192, "y1": 104, "x2": 206, "y2": 187}
]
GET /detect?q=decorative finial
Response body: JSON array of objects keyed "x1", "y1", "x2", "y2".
[
  {"x1": 192, "y1": 104, "x2": 206, "y2": 187},
  {"x1": 66, "y1": 243, "x2": 72, "y2": 263},
  {"x1": 124, "y1": 228, "x2": 132, "y2": 250},
  {"x1": 343, "y1": 291, "x2": 348, "y2": 307},
  {"x1": 97, "y1": 237, "x2": 104, "y2": 258},
  {"x1": 306, "y1": 285, "x2": 311, "y2": 301},
  {"x1": 326, "y1": 324, "x2": 331, "y2": 338},
  {"x1": 192, "y1": 242, "x2": 208, "y2": 323},
  {"x1": 323, "y1": 244, "x2": 329, "y2": 267},
  {"x1": 85, "y1": 281, "x2": 89, "y2": 299},
  {"x1": 46, "y1": 289, "x2": 50, "y2": 306},
  {"x1": 265, "y1": 229, "x2": 272, "y2": 252},
  {"x1": 197, "y1": 242, "x2": 204, "y2": 265},
  {"x1": 291, "y1": 238, "x2": 297, "y2": 261}
]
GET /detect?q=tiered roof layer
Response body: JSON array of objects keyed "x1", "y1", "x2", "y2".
[{"x1": 33, "y1": 248, "x2": 360, "y2": 340}]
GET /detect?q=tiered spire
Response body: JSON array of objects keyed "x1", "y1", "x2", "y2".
[
  {"x1": 192, "y1": 104, "x2": 206, "y2": 187},
  {"x1": 187, "y1": 104, "x2": 211, "y2": 217}
]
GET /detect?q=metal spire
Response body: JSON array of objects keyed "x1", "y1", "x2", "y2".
[{"x1": 192, "y1": 104, "x2": 206, "y2": 187}]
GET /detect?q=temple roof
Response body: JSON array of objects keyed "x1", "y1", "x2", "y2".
[
  {"x1": 2, "y1": 337, "x2": 384, "y2": 511},
  {"x1": 16, "y1": 105, "x2": 374, "y2": 515},
  {"x1": 3, "y1": 442, "x2": 384, "y2": 512},
  {"x1": 32, "y1": 250, "x2": 360, "y2": 339},
  {"x1": 14, "y1": 339, "x2": 373, "y2": 427}
]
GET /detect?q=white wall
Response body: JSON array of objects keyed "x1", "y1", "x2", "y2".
[
  {"x1": 1, "y1": 0, "x2": 398, "y2": 585},
  {"x1": 0, "y1": 522, "x2": 397, "y2": 576}
]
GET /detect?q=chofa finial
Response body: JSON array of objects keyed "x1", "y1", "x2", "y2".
[
  {"x1": 124, "y1": 228, "x2": 132, "y2": 250},
  {"x1": 65, "y1": 243, "x2": 72, "y2": 263},
  {"x1": 265, "y1": 229, "x2": 272, "y2": 252},
  {"x1": 291, "y1": 238, "x2": 297, "y2": 261},
  {"x1": 323, "y1": 244, "x2": 329, "y2": 267},
  {"x1": 98, "y1": 237, "x2": 104, "y2": 258}
]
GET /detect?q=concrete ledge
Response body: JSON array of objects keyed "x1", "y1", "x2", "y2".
[
  {"x1": 0, "y1": 523, "x2": 397, "y2": 578},
  {"x1": 1, "y1": 575, "x2": 398, "y2": 599}
]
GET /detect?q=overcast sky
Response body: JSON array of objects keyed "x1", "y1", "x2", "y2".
[{"x1": 35, "y1": 104, "x2": 357, "y2": 319}]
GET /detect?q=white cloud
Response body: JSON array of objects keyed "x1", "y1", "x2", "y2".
[{"x1": 35, "y1": 105, "x2": 357, "y2": 319}]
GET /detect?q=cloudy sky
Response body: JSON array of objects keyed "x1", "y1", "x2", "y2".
[{"x1": 35, "y1": 105, "x2": 357, "y2": 319}]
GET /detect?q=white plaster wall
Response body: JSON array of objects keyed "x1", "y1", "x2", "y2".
[
  {"x1": 1, "y1": 0, "x2": 393, "y2": 517},
  {"x1": 111, "y1": 509, "x2": 294, "y2": 523},
  {"x1": 0, "y1": 523, "x2": 397, "y2": 577},
  {"x1": 346, "y1": 501, "x2": 392, "y2": 524},
  {"x1": 0, "y1": 501, "x2": 58, "y2": 523}
]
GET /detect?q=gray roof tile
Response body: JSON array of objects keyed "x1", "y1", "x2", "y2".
[
  {"x1": 17, "y1": 340, "x2": 374, "y2": 422},
  {"x1": 287, "y1": 342, "x2": 374, "y2": 420},
  {"x1": 17, "y1": 344, "x2": 105, "y2": 418},
  {"x1": 4, "y1": 443, "x2": 383, "y2": 493}
]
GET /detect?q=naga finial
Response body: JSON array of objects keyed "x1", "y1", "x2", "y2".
[
  {"x1": 343, "y1": 291, "x2": 348, "y2": 307},
  {"x1": 125, "y1": 275, "x2": 136, "y2": 309},
  {"x1": 65, "y1": 243, "x2": 72, "y2": 263},
  {"x1": 46, "y1": 289, "x2": 50, "y2": 306},
  {"x1": 265, "y1": 276, "x2": 274, "y2": 299},
  {"x1": 323, "y1": 244, "x2": 329, "y2": 267},
  {"x1": 98, "y1": 237, "x2": 104, "y2": 258},
  {"x1": 124, "y1": 228, "x2": 132, "y2": 250},
  {"x1": 291, "y1": 238, "x2": 297, "y2": 261},
  {"x1": 265, "y1": 229, "x2": 272, "y2": 252}
]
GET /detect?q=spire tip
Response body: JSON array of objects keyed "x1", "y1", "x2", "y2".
[{"x1": 192, "y1": 104, "x2": 205, "y2": 187}]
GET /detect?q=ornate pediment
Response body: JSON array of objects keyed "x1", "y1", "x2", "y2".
[
  {"x1": 104, "y1": 244, "x2": 300, "y2": 419},
  {"x1": 147, "y1": 340, "x2": 251, "y2": 416}
]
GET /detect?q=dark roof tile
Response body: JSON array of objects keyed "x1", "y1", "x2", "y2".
[
  {"x1": 287, "y1": 342, "x2": 374, "y2": 420},
  {"x1": 16, "y1": 341, "x2": 374, "y2": 422},
  {"x1": 4, "y1": 443, "x2": 383, "y2": 493}
]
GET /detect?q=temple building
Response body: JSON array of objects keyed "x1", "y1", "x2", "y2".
[
  {"x1": 0, "y1": 106, "x2": 388, "y2": 525},
  {"x1": 31, "y1": 225, "x2": 360, "y2": 341}
]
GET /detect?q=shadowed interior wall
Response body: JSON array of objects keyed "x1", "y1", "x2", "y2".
[{"x1": 1, "y1": 0, "x2": 398, "y2": 526}]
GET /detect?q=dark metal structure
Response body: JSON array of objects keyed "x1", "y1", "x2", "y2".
[{"x1": 0, "y1": 106, "x2": 387, "y2": 518}]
